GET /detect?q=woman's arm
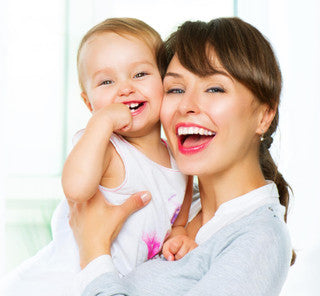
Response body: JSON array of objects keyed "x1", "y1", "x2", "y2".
[
  {"x1": 183, "y1": 223, "x2": 291, "y2": 296},
  {"x1": 81, "y1": 221, "x2": 291, "y2": 296},
  {"x1": 62, "y1": 103, "x2": 132, "y2": 202}
]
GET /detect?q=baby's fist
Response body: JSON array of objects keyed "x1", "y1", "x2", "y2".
[{"x1": 162, "y1": 235, "x2": 198, "y2": 261}]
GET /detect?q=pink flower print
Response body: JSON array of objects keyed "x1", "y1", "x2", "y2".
[
  {"x1": 142, "y1": 232, "x2": 161, "y2": 259},
  {"x1": 168, "y1": 194, "x2": 176, "y2": 202},
  {"x1": 170, "y1": 205, "x2": 181, "y2": 225}
]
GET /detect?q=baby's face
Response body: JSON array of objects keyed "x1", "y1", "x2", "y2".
[{"x1": 79, "y1": 32, "x2": 163, "y2": 134}]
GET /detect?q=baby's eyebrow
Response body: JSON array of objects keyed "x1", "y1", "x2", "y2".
[
  {"x1": 129, "y1": 60, "x2": 155, "y2": 68},
  {"x1": 92, "y1": 68, "x2": 113, "y2": 80}
]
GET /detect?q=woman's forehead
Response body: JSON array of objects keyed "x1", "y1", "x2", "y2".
[{"x1": 165, "y1": 53, "x2": 232, "y2": 82}]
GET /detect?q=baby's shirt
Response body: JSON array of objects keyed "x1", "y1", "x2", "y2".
[
  {"x1": 52, "y1": 131, "x2": 187, "y2": 275},
  {"x1": 0, "y1": 131, "x2": 186, "y2": 296}
]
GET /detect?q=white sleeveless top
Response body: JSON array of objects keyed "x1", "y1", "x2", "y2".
[
  {"x1": 51, "y1": 132, "x2": 187, "y2": 276},
  {"x1": 0, "y1": 133, "x2": 186, "y2": 295}
]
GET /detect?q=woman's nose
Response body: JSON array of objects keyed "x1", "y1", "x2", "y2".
[{"x1": 177, "y1": 90, "x2": 199, "y2": 115}]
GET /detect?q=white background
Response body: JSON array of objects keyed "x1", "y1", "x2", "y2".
[{"x1": 0, "y1": 0, "x2": 319, "y2": 295}]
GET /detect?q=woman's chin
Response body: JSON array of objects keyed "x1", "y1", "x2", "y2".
[{"x1": 175, "y1": 160, "x2": 202, "y2": 176}]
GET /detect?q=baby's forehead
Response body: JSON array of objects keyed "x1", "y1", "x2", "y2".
[
  {"x1": 86, "y1": 31, "x2": 155, "y2": 50},
  {"x1": 78, "y1": 31, "x2": 159, "y2": 88},
  {"x1": 80, "y1": 32, "x2": 157, "y2": 67}
]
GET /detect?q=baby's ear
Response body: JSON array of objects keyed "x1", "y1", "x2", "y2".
[
  {"x1": 81, "y1": 92, "x2": 93, "y2": 112},
  {"x1": 256, "y1": 104, "x2": 277, "y2": 134}
]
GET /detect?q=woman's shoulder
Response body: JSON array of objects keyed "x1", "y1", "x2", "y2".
[
  {"x1": 244, "y1": 203, "x2": 290, "y2": 234},
  {"x1": 226, "y1": 203, "x2": 290, "y2": 241},
  {"x1": 212, "y1": 203, "x2": 292, "y2": 262}
]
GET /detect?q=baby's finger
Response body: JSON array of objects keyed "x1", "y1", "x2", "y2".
[
  {"x1": 175, "y1": 243, "x2": 191, "y2": 260},
  {"x1": 167, "y1": 238, "x2": 184, "y2": 256},
  {"x1": 162, "y1": 242, "x2": 175, "y2": 261}
]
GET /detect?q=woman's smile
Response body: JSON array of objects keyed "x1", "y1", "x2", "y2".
[{"x1": 176, "y1": 123, "x2": 216, "y2": 155}]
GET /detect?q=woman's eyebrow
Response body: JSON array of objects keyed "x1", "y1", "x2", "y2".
[
  {"x1": 214, "y1": 70, "x2": 234, "y2": 82},
  {"x1": 164, "y1": 72, "x2": 182, "y2": 79}
]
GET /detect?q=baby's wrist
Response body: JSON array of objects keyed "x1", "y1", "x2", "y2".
[
  {"x1": 86, "y1": 113, "x2": 114, "y2": 136},
  {"x1": 169, "y1": 225, "x2": 188, "y2": 238}
]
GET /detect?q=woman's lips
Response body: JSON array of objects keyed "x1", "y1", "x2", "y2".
[{"x1": 176, "y1": 124, "x2": 216, "y2": 155}]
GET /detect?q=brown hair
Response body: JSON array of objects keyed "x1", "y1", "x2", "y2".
[
  {"x1": 162, "y1": 17, "x2": 295, "y2": 265},
  {"x1": 77, "y1": 17, "x2": 164, "y2": 91}
]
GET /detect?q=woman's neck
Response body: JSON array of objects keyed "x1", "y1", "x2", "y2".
[{"x1": 198, "y1": 160, "x2": 267, "y2": 225}]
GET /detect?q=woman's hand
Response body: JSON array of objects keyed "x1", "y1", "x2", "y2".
[{"x1": 68, "y1": 190, "x2": 151, "y2": 269}]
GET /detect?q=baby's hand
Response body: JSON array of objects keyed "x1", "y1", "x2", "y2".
[
  {"x1": 162, "y1": 235, "x2": 198, "y2": 261},
  {"x1": 109, "y1": 103, "x2": 133, "y2": 132},
  {"x1": 91, "y1": 103, "x2": 133, "y2": 132}
]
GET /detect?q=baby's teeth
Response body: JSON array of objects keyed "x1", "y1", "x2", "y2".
[{"x1": 129, "y1": 103, "x2": 139, "y2": 108}]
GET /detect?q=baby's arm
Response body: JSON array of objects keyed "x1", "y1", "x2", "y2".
[
  {"x1": 62, "y1": 103, "x2": 132, "y2": 202},
  {"x1": 162, "y1": 176, "x2": 198, "y2": 261}
]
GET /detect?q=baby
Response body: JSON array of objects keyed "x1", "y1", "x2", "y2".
[
  {"x1": 0, "y1": 18, "x2": 196, "y2": 296},
  {"x1": 61, "y1": 17, "x2": 196, "y2": 274}
]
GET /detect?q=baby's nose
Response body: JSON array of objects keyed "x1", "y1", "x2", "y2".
[{"x1": 118, "y1": 81, "x2": 134, "y2": 97}]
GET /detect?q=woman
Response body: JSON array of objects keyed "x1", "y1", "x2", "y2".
[{"x1": 69, "y1": 17, "x2": 294, "y2": 295}]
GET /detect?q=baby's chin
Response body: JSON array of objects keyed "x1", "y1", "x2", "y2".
[{"x1": 115, "y1": 125, "x2": 157, "y2": 139}]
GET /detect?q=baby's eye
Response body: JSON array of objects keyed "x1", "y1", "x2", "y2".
[
  {"x1": 134, "y1": 72, "x2": 148, "y2": 78},
  {"x1": 166, "y1": 88, "x2": 185, "y2": 94},
  {"x1": 100, "y1": 80, "x2": 113, "y2": 86},
  {"x1": 206, "y1": 87, "x2": 225, "y2": 93}
]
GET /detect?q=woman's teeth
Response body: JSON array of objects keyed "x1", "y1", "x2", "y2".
[{"x1": 177, "y1": 126, "x2": 215, "y2": 136}]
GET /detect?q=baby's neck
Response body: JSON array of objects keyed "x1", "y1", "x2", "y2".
[{"x1": 124, "y1": 125, "x2": 171, "y2": 168}]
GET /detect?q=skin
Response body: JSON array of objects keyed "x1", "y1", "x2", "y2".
[
  {"x1": 79, "y1": 32, "x2": 164, "y2": 138},
  {"x1": 69, "y1": 50, "x2": 276, "y2": 268},
  {"x1": 65, "y1": 32, "x2": 197, "y2": 264},
  {"x1": 161, "y1": 54, "x2": 276, "y2": 226},
  {"x1": 62, "y1": 32, "x2": 169, "y2": 201}
]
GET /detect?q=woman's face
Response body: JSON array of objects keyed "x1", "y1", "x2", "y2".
[{"x1": 160, "y1": 54, "x2": 266, "y2": 177}]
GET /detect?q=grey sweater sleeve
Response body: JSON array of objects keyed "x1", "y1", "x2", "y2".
[{"x1": 83, "y1": 208, "x2": 292, "y2": 296}]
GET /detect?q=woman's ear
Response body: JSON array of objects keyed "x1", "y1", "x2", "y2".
[
  {"x1": 81, "y1": 92, "x2": 93, "y2": 112},
  {"x1": 256, "y1": 104, "x2": 277, "y2": 134}
]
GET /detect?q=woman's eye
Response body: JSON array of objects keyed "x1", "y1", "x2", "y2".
[
  {"x1": 100, "y1": 80, "x2": 113, "y2": 86},
  {"x1": 166, "y1": 88, "x2": 185, "y2": 94},
  {"x1": 206, "y1": 87, "x2": 224, "y2": 93},
  {"x1": 134, "y1": 72, "x2": 148, "y2": 78}
]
